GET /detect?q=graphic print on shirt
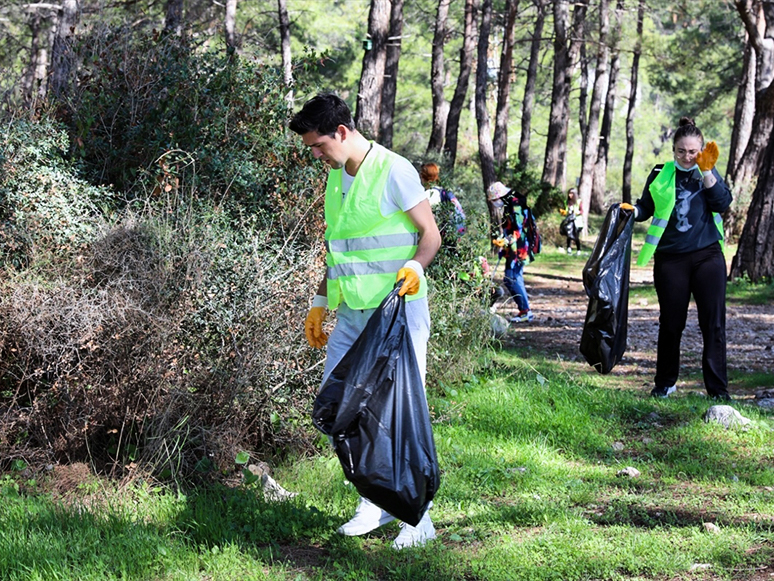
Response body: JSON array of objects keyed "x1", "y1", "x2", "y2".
[{"x1": 674, "y1": 186, "x2": 700, "y2": 233}]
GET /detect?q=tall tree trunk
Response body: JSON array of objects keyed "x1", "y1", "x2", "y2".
[
  {"x1": 476, "y1": 0, "x2": 497, "y2": 226},
  {"x1": 727, "y1": 38, "x2": 756, "y2": 181},
  {"x1": 542, "y1": 0, "x2": 586, "y2": 188},
  {"x1": 225, "y1": 0, "x2": 238, "y2": 53},
  {"x1": 23, "y1": 10, "x2": 49, "y2": 109},
  {"x1": 732, "y1": 0, "x2": 774, "y2": 189},
  {"x1": 380, "y1": 0, "x2": 405, "y2": 148},
  {"x1": 518, "y1": 0, "x2": 546, "y2": 167},
  {"x1": 444, "y1": 0, "x2": 478, "y2": 169},
  {"x1": 729, "y1": 116, "x2": 774, "y2": 282},
  {"x1": 49, "y1": 0, "x2": 79, "y2": 101},
  {"x1": 278, "y1": 0, "x2": 293, "y2": 87},
  {"x1": 493, "y1": 0, "x2": 519, "y2": 167},
  {"x1": 592, "y1": 47, "x2": 619, "y2": 209},
  {"x1": 578, "y1": 42, "x2": 589, "y2": 155},
  {"x1": 164, "y1": 0, "x2": 183, "y2": 36},
  {"x1": 557, "y1": 1, "x2": 588, "y2": 188},
  {"x1": 577, "y1": 0, "x2": 609, "y2": 227},
  {"x1": 592, "y1": 0, "x2": 623, "y2": 211},
  {"x1": 622, "y1": 0, "x2": 644, "y2": 204},
  {"x1": 541, "y1": 0, "x2": 570, "y2": 186},
  {"x1": 730, "y1": 0, "x2": 774, "y2": 281},
  {"x1": 356, "y1": 0, "x2": 391, "y2": 140},
  {"x1": 427, "y1": 0, "x2": 451, "y2": 153}
]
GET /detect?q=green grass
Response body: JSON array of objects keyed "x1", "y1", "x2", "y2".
[
  {"x1": 2, "y1": 355, "x2": 773, "y2": 580},
  {"x1": 1, "y1": 236, "x2": 773, "y2": 580}
]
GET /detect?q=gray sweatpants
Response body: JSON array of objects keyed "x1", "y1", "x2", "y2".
[{"x1": 321, "y1": 297, "x2": 431, "y2": 389}]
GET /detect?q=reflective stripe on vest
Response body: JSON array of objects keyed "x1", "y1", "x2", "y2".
[
  {"x1": 324, "y1": 142, "x2": 426, "y2": 310},
  {"x1": 636, "y1": 162, "x2": 724, "y2": 266}
]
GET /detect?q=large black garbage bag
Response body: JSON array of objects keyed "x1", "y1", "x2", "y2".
[
  {"x1": 311, "y1": 286, "x2": 440, "y2": 526},
  {"x1": 580, "y1": 204, "x2": 635, "y2": 374}
]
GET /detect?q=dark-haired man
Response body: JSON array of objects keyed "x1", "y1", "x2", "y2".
[{"x1": 289, "y1": 93, "x2": 441, "y2": 549}]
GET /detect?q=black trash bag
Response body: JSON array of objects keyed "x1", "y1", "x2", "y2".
[
  {"x1": 311, "y1": 285, "x2": 440, "y2": 526},
  {"x1": 579, "y1": 204, "x2": 635, "y2": 374},
  {"x1": 559, "y1": 214, "x2": 576, "y2": 238}
]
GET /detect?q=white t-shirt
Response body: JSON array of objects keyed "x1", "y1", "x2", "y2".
[{"x1": 340, "y1": 155, "x2": 426, "y2": 215}]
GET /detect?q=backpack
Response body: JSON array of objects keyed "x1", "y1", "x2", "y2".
[
  {"x1": 524, "y1": 207, "x2": 542, "y2": 258},
  {"x1": 439, "y1": 188, "x2": 466, "y2": 236}
]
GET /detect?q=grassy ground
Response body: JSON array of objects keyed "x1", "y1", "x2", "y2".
[{"x1": 2, "y1": 232, "x2": 773, "y2": 581}]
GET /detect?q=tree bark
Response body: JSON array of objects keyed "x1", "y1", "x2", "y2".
[
  {"x1": 518, "y1": 0, "x2": 546, "y2": 167},
  {"x1": 444, "y1": 0, "x2": 478, "y2": 169},
  {"x1": 592, "y1": 0, "x2": 623, "y2": 210},
  {"x1": 23, "y1": 9, "x2": 50, "y2": 108},
  {"x1": 356, "y1": 0, "x2": 391, "y2": 140},
  {"x1": 278, "y1": 0, "x2": 293, "y2": 87},
  {"x1": 592, "y1": 47, "x2": 619, "y2": 209},
  {"x1": 541, "y1": 0, "x2": 570, "y2": 187},
  {"x1": 225, "y1": 0, "x2": 238, "y2": 53},
  {"x1": 493, "y1": 0, "x2": 519, "y2": 167},
  {"x1": 49, "y1": 0, "x2": 79, "y2": 100},
  {"x1": 164, "y1": 0, "x2": 183, "y2": 36},
  {"x1": 727, "y1": 38, "x2": 756, "y2": 181},
  {"x1": 729, "y1": 116, "x2": 774, "y2": 282},
  {"x1": 732, "y1": 0, "x2": 774, "y2": 189},
  {"x1": 427, "y1": 0, "x2": 451, "y2": 153},
  {"x1": 476, "y1": 0, "x2": 497, "y2": 225},
  {"x1": 542, "y1": 0, "x2": 586, "y2": 188},
  {"x1": 578, "y1": 42, "x2": 589, "y2": 154},
  {"x1": 380, "y1": 0, "x2": 405, "y2": 148},
  {"x1": 622, "y1": 0, "x2": 644, "y2": 204},
  {"x1": 577, "y1": 0, "x2": 609, "y2": 225}
]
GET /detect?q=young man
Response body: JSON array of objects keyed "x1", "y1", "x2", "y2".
[{"x1": 289, "y1": 93, "x2": 441, "y2": 549}]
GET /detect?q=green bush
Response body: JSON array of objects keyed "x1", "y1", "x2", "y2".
[
  {"x1": 0, "y1": 120, "x2": 114, "y2": 268},
  {"x1": 66, "y1": 28, "x2": 322, "y2": 220}
]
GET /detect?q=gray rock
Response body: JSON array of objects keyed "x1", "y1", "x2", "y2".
[
  {"x1": 703, "y1": 405, "x2": 751, "y2": 429},
  {"x1": 756, "y1": 398, "x2": 774, "y2": 409},
  {"x1": 702, "y1": 522, "x2": 720, "y2": 533},
  {"x1": 611, "y1": 441, "x2": 625, "y2": 451},
  {"x1": 617, "y1": 466, "x2": 641, "y2": 478}
]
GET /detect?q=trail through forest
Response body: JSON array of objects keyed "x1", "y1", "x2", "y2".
[{"x1": 495, "y1": 255, "x2": 774, "y2": 400}]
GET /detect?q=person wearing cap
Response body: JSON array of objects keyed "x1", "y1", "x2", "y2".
[{"x1": 488, "y1": 181, "x2": 534, "y2": 323}]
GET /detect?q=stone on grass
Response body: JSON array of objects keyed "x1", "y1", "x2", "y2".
[
  {"x1": 617, "y1": 467, "x2": 640, "y2": 478},
  {"x1": 611, "y1": 441, "x2": 625, "y2": 451},
  {"x1": 262, "y1": 473, "x2": 298, "y2": 502},
  {"x1": 703, "y1": 405, "x2": 751, "y2": 429},
  {"x1": 689, "y1": 563, "x2": 712, "y2": 571},
  {"x1": 702, "y1": 522, "x2": 720, "y2": 533},
  {"x1": 756, "y1": 398, "x2": 774, "y2": 409}
]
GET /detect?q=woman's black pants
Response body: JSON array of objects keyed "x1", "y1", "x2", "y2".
[{"x1": 653, "y1": 243, "x2": 728, "y2": 397}]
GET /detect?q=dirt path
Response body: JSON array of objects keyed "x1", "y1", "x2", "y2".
[{"x1": 493, "y1": 255, "x2": 774, "y2": 399}]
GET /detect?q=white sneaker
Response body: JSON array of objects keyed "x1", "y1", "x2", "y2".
[
  {"x1": 391, "y1": 509, "x2": 436, "y2": 549},
  {"x1": 337, "y1": 497, "x2": 395, "y2": 536}
]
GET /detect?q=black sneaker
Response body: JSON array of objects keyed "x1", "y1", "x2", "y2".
[
  {"x1": 709, "y1": 392, "x2": 732, "y2": 402},
  {"x1": 650, "y1": 385, "x2": 676, "y2": 398}
]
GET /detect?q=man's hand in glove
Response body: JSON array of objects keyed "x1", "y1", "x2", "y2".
[
  {"x1": 620, "y1": 203, "x2": 634, "y2": 211},
  {"x1": 492, "y1": 237, "x2": 507, "y2": 248},
  {"x1": 697, "y1": 141, "x2": 719, "y2": 173},
  {"x1": 304, "y1": 304, "x2": 328, "y2": 348},
  {"x1": 559, "y1": 208, "x2": 568, "y2": 216},
  {"x1": 396, "y1": 260, "x2": 422, "y2": 297}
]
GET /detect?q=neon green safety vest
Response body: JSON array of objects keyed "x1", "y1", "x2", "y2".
[
  {"x1": 324, "y1": 142, "x2": 426, "y2": 310},
  {"x1": 636, "y1": 161, "x2": 725, "y2": 266}
]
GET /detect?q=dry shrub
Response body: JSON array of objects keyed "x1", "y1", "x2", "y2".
[{"x1": 0, "y1": 190, "x2": 328, "y2": 480}]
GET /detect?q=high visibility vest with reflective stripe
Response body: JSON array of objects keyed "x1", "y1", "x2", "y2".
[
  {"x1": 324, "y1": 142, "x2": 426, "y2": 310},
  {"x1": 636, "y1": 162, "x2": 725, "y2": 266}
]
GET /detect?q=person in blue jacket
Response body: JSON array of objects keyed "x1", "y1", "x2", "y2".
[{"x1": 622, "y1": 117, "x2": 732, "y2": 400}]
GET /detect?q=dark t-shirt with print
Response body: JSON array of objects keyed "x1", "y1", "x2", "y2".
[{"x1": 634, "y1": 164, "x2": 732, "y2": 255}]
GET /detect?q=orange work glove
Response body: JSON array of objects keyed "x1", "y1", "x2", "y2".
[
  {"x1": 696, "y1": 141, "x2": 719, "y2": 173},
  {"x1": 492, "y1": 237, "x2": 507, "y2": 248},
  {"x1": 396, "y1": 260, "x2": 422, "y2": 297},
  {"x1": 304, "y1": 306, "x2": 328, "y2": 348},
  {"x1": 559, "y1": 208, "x2": 568, "y2": 216},
  {"x1": 620, "y1": 203, "x2": 634, "y2": 211}
]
